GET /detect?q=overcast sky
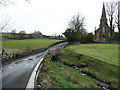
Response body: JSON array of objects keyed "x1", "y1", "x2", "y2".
[{"x1": 0, "y1": 0, "x2": 118, "y2": 35}]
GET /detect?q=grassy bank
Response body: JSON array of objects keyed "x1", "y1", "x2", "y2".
[
  {"x1": 38, "y1": 52, "x2": 99, "y2": 88},
  {"x1": 60, "y1": 49, "x2": 119, "y2": 88},
  {"x1": 66, "y1": 44, "x2": 118, "y2": 66},
  {"x1": 37, "y1": 49, "x2": 119, "y2": 89},
  {"x1": 2, "y1": 38, "x2": 61, "y2": 53}
]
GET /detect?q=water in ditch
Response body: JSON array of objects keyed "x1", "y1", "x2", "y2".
[
  {"x1": 75, "y1": 68, "x2": 110, "y2": 90},
  {"x1": 62, "y1": 62, "x2": 110, "y2": 89}
]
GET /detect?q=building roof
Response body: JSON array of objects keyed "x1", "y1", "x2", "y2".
[{"x1": 101, "y1": 3, "x2": 106, "y2": 19}]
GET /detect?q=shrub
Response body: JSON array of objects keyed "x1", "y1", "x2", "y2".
[{"x1": 63, "y1": 30, "x2": 94, "y2": 43}]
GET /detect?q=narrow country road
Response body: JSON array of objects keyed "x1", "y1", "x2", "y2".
[
  {"x1": 2, "y1": 52, "x2": 45, "y2": 89},
  {"x1": 1, "y1": 42, "x2": 68, "y2": 89}
]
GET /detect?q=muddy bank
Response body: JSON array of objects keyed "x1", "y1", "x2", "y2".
[{"x1": 2, "y1": 47, "x2": 47, "y2": 66}]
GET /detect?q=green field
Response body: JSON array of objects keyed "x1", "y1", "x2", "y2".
[
  {"x1": 2, "y1": 38, "x2": 62, "y2": 53},
  {"x1": 66, "y1": 44, "x2": 118, "y2": 66}
]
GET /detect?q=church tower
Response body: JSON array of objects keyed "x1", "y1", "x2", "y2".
[
  {"x1": 100, "y1": 3, "x2": 107, "y2": 27},
  {"x1": 95, "y1": 3, "x2": 112, "y2": 41}
]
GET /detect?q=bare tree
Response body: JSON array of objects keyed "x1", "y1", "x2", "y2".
[
  {"x1": 105, "y1": 1, "x2": 118, "y2": 30},
  {"x1": 118, "y1": 1, "x2": 120, "y2": 32},
  {"x1": 116, "y1": 1, "x2": 120, "y2": 40},
  {"x1": 68, "y1": 13, "x2": 86, "y2": 34},
  {"x1": 63, "y1": 13, "x2": 86, "y2": 41},
  {"x1": 0, "y1": 0, "x2": 30, "y2": 6},
  {"x1": 0, "y1": 15, "x2": 11, "y2": 32},
  {"x1": 114, "y1": 1, "x2": 120, "y2": 31}
]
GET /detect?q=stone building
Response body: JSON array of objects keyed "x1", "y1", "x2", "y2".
[{"x1": 95, "y1": 3, "x2": 114, "y2": 40}]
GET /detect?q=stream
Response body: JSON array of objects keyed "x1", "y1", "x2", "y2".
[
  {"x1": 75, "y1": 68, "x2": 110, "y2": 90},
  {"x1": 62, "y1": 62, "x2": 110, "y2": 90}
]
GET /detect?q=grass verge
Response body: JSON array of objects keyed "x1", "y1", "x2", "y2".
[{"x1": 38, "y1": 54, "x2": 99, "y2": 88}]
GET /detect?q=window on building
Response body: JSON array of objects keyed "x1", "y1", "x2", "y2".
[
  {"x1": 102, "y1": 27, "x2": 105, "y2": 34},
  {"x1": 109, "y1": 32, "x2": 111, "y2": 38},
  {"x1": 97, "y1": 33, "x2": 99, "y2": 38}
]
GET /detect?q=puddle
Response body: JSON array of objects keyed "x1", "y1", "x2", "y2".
[
  {"x1": 28, "y1": 58, "x2": 33, "y2": 60},
  {"x1": 15, "y1": 60, "x2": 22, "y2": 64}
]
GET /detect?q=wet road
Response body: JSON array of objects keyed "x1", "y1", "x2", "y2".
[
  {"x1": 1, "y1": 42, "x2": 68, "y2": 89},
  {"x1": 2, "y1": 52, "x2": 45, "y2": 88}
]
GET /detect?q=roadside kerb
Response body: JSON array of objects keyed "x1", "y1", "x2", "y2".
[{"x1": 26, "y1": 50, "x2": 48, "y2": 89}]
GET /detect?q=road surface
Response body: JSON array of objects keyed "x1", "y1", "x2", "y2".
[{"x1": 1, "y1": 42, "x2": 68, "y2": 89}]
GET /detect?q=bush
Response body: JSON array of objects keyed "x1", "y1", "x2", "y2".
[
  {"x1": 84, "y1": 33, "x2": 94, "y2": 43},
  {"x1": 63, "y1": 29, "x2": 94, "y2": 43}
]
